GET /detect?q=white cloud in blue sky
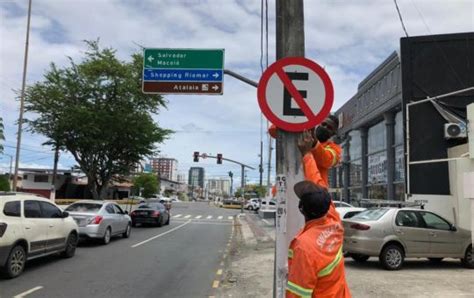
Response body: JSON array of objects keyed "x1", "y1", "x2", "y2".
[{"x1": 1, "y1": 0, "x2": 473, "y2": 184}]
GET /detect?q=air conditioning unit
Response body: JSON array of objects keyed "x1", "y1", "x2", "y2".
[{"x1": 444, "y1": 123, "x2": 467, "y2": 139}]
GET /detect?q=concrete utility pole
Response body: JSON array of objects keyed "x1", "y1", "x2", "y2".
[
  {"x1": 274, "y1": 1, "x2": 305, "y2": 297},
  {"x1": 13, "y1": 0, "x2": 33, "y2": 191}
]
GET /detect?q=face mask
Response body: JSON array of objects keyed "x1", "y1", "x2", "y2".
[{"x1": 315, "y1": 126, "x2": 331, "y2": 142}]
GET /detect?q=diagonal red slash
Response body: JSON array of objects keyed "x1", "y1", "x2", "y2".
[{"x1": 275, "y1": 68, "x2": 315, "y2": 119}]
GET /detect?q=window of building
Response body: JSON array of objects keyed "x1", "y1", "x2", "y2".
[
  {"x1": 23, "y1": 174, "x2": 28, "y2": 180},
  {"x1": 349, "y1": 159, "x2": 362, "y2": 187},
  {"x1": 34, "y1": 175, "x2": 49, "y2": 183},
  {"x1": 348, "y1": 130, "x2": 361, "y2": 160},
  {"x1": 368, "y1": 121, "x2": 386, "y2": 154},
  {"x1": 368, "y1": 151, "x2": 387, "y2": 184},
  {"x1": 368, "y1": 184, "x2": 387, "y2": 200}
]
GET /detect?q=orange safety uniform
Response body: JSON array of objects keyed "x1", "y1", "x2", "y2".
[
  {"x1": 311, "y1": 140, "x2": 342, "y2": 186},
  {"x1": 268, "y1": 124, "x2": 342, "y2": 186},
  {"x1": 286, "y1": 153, "x2": 351, "y2": 298}
]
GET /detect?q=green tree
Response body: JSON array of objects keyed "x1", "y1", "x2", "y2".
[
  {"x1": 133, "y1": 173, "x2": 159, "y2": 198},
  {"x1": 24, "y1": 40, "x2": 171, "y2": 199},
  {"x1": 0, "y1": 175, "x2": 10, "y2": 191}
]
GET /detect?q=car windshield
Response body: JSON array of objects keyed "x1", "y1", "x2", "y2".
[
  {"x1": 65, "y1": 203, "x2": 102, "y2": 213},
  {"x1": 351, "y1": 208, "x2": 389, "y2": 221}
]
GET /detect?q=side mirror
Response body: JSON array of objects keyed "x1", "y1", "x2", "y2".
[
  {"x1": 450, "y1": 225, "x2": 457, "y2": 232},
  {"x1": 124, "y1": 210, "x2": 129, "y2": 215},
  {"x1": 62, "y1": 211, "x2": 69, "y2": 218}
]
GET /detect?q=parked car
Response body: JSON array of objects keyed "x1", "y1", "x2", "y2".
[
  {"x1": 260, "y1": 199, "x2": 277, "y2": 210},
  {"x1": 343, "y1": 208, "x2": 473, "y2": 270},
  {"x1": 131, "y1": 202, "x2": 170, "y2": 227},
  {"x1": 0, "y1": 193, "x2": 79, "y2": 278},
  {"x1": 245, "y1": 199, "x2": 260, "y2": 211},
  {"x1": 333, "y1": 201, "x2": 366, "y2": 219},
  {"x1": 65, "y1": 201, "x2": 132, "y2": 245}
]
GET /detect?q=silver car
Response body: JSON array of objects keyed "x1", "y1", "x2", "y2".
[
  {"x1": 65, "y1": 201, "x2": 132, "y2": 244},
  {"x1": 343, "y1": 208, "x2": 473, "y2": 270}
]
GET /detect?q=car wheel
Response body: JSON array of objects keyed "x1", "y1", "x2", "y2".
[
  {"x1": 3, "y1": 245, "x2": 26, "y2": 278},
  {"x1": 428, "y1": 258, "x2": 443, "y2": 263},
  {"x1": 248, "y1": 206, "x2": 253, "y2": 211},
  {"x1": 156, "y1": 217, "x2": 163, "y2": 227},
  {"x1": 380, "y1": 244, "x2": 404, "y2": 270},
  {"x1": 62, "y1": 233, "x2": 78, "y2": 258},
  {"x1": 102, "y1": 227, "x2": 112, "y2": 245},
  {"x1": 461, "y1": 244, "x2": 473, "y2": 269},
  {"x1": 122, "y1": 224, "x2": 131, "y2": 238},
  {"x1": 351, "y1": 254, "x2": 370, "y2": 263}
]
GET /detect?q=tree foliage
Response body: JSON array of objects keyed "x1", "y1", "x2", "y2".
[
  {"x1": 133, "y1": 173, "x2": 159, "y2": 198},
  {"x1": 24, "y1": 40, "x2": 172, "y2": 199},
  {"x1": 0, "y1": 175, "x2": 10, "y2": 192}
]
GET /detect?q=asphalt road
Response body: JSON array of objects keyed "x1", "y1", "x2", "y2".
[{"x1": 0, "y1": 202, "x2": 239, "y2": 298}]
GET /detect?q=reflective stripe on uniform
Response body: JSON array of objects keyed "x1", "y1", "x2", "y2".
[
  {"x1": 286, "y1": 280, "x2": 313, "y2": 298},
  {"x1": 317, "y1": 246, "x2": 343, "y2": 278},
  {"x1": 324, "y1": 146, "x2": 338, "y2": 166},
  {"x1": 288, "y1": 249, "x2": 294, "y2": 259}
]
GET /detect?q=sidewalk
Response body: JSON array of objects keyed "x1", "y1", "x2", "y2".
[{"x1": 216, "y1": 212, "x2": 275, "y2": 298}]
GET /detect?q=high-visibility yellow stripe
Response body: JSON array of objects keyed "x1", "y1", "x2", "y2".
[
  {"x1": 288, "y1": 249, "x2": 294, "y2": 259},
  {"x1": 318, "y1": 246, "x2": 343, "y2": 278},
  {"x1": 325, "y1": 146, "x2": 338, "y2": 166},
  {"x1": 286, "y1": 280, "x2": 313, "y2": 297}
]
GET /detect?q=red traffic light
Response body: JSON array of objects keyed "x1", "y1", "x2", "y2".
[{"x1": 217, "y1": 153, "x2": 223, "y2": 164}]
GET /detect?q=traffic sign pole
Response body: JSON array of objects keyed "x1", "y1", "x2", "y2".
[{"x1": 274, "y1": 1, "x2": 306, "y2": 297}]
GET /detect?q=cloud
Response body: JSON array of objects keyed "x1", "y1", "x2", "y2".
[{"x1": 1, "y1": 0, "x2": 473, "y2": 184}]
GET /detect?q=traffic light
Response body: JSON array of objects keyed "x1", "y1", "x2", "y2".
[
  {"x1": 193, "y1": 151, "x2": 199, "y2": 162},
  {"x1": 217, "y1": 153, "x2": 223, "y2": 164},
  {"x1": 228, "y1": 171, "x2": 233, "y2": 178}
]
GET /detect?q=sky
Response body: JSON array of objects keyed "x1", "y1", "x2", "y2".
[{"x1": 0, "y1": 0, "x2": 473, "y2": 186}]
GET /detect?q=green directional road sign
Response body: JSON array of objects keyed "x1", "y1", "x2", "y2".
[{"x1": 142, "y1": 48, "x2": 225, "y2": 95}]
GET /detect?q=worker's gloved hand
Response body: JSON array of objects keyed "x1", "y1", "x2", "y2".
[
  {"x1": 298, "y1": 130, "x2": 315, "y2": 156},
  {"x1": 314, "y1": 125, "x2": 332, "y2": 143}
]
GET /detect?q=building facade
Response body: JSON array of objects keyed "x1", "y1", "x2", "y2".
[
  {"x1": 188, "y1": 167, "x2": 205, "y2": 188},
  {"x1": 331, "y1": 32, "x2": 474, "y2": 206},
  {"x1": 150, "y1": 158, "x2": 178, "y2": 181},
  {"x1": 207, "y1": 178, "x2": 231, "y2": 196}
]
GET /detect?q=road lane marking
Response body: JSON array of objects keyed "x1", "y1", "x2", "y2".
[
  {"x1": 14, "y1": 286, "x2": 43, "y2": 298},
  {"x1": 212, "y1": 280, "x2": 220, "y2": 288},
  {"x1": 207, "y1": 215, "x2": 213, "y2": 219},
  {"x1": 173, "y1": 214, "x2": 182, "y2": 218},
  {"x1": 131, "y1": 220, "x2": 191, "y2": 248},
  {"x1": 184, "y1": 215, "x2": 191, "y2": 219},
  {"x1": 228, "y1": 216, "x2": 233, "y2": 220},
  {"x1": 217, "y1": 269, "x2": 223, "y2": 275},
  {"x1": 218, "y1": 216, "x2": 223, "y2": 220},
  {"x1": 195, "y1": 215, "x2": 202, "y2": 219}
]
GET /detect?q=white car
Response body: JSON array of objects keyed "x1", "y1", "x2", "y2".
[
  {"x1": 334, "y1": 201, "x2": 366, "y2": 219},
  {"x1": 245, "y1": 199, "x2": 260, "y2": 211},
  {"x1": 0, "y1": 193, "x2": 79, "y2": 278}
]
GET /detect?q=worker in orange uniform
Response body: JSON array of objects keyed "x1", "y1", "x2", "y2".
[
  {"x1": 286, "y1": 130, "x2": 351, "y2": 298},
  {"x1": 268, "y1": 114, "x2": 341, "y2": 187}
]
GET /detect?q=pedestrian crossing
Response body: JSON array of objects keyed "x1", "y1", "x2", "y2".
[{"x1": 171, "y1": 214, "x2": 234, "y2": 222}]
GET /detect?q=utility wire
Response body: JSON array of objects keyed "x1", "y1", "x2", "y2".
[{"x1": 393, "y1": 0, "x2": 409, "y2": 37}]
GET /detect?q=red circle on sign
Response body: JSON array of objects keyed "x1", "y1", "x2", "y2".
[{"x1": 257, "y1": 57, "x2": 334, "y2": 132}]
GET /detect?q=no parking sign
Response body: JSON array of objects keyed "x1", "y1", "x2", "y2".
[{"x1": 257, "y1": 57, "x2": 334, "y2": 132}]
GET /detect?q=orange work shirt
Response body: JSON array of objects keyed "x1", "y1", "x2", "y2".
[
  {"x1": 311, "y1": 141, "x2": 342, "y2": 186},
  {"x1": 286, "y1": 153, "x2": 351, "y2": 298}
]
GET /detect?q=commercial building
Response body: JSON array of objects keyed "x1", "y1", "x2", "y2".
[
  {"x1": 150, "y1": 158, "x2": 178, "y2": 181},
  {"x1": 188, "y1": 167, "x2": 205, "y2": 188},
  {"x1": 207, "y1": 178, "x2": 231, "y2": 196},
  {"x1": 330, "y1": 32, "x2": 473, "y2": 229}
]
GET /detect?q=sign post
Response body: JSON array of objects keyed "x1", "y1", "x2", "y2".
[{"x1": 142, "y1": 48, "x2": 224, "y2": 95}]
